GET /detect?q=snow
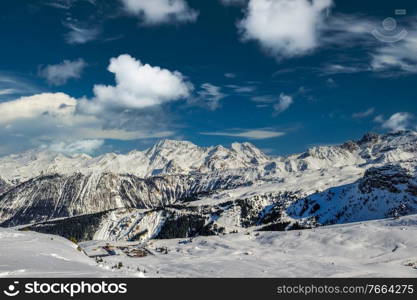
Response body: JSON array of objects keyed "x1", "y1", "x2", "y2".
[
  {"x1": 90, "y1": 215, "x2": 417, "y2": 277},
  {"x1": 188, "y1": 164, "x2": 364, "y2": 207},
  {"x1": 2, "y1": 131, "x2": 417, "y2": 227},
  {"x1": 1, "y1": 215, "x2": 417, "y2": 278},
  {"x1": 93, "y1": 209, "x2": 164, "y2": 241},
  {"x1": 0, "y1": 228, "x2": 124, "y2": 277},
  {"x1": 1, "y1": 131, "x2": 417, "y2": 277},
  {"x1": 0, "y1": 139, "x2": 269, "y2": 184},
  {"x1": 3, "y1": 130, "x2": 413, "y2": 185}
]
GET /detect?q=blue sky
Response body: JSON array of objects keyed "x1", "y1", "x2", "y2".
[{"x1": 0, "y1": 0, "x2": 416, "y2": 156}]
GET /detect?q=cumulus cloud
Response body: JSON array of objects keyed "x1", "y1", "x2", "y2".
[
  {"x1": 238, "y1": 0, "x2": 333, "y2": 59},
  {"x1": 273, "y1": 93, "x2": 293, "y2": 113},
  {"x1": 39, "y1": 59, "x2": 86, "y2": 86},
  {"x1": 0, "y1": 54, "x2": 194, "y2": 155},
  {"x1": 377, "y1": 112, "x2": 415, "y2": 131},
  {"x1": 78, "y1": 54, "x2": 193, "y2": 113},
  {"x1": 236, "y1": 0, "x2": 413, "y2": 68},
  {"x1": 0, "y1": 93, "x2": 175, "y2": 155},
  {"x1": 200, "y1": 129, "x2": 285, "y2": 139},
  {"x1": 0, "y1": 93, "x2": 76, "y2": 124},
  {"x1": 120, "y1": 0, "x2": 198, "y2": 25}
]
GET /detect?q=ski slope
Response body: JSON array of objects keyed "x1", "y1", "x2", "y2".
[
  {"x1": 0, "y1": 228, "x2": 140, "y2": 277},
  {"x1": 89, "y1": 215, "x2": 417, "y2": 277},
  {"x1": 2, "y1": 215, "x2": 417, "y2": 278}
]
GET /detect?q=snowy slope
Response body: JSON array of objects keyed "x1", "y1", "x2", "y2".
[
  {"x1": 2, "y1": 215, "x2": 417, "y2": 278},
  {"x1": 0, "y1": 228, "x2": 135, "y2": 277},
  {"x1": 84, "y1": 214, "x2": 417, "y2": 277},
  {"x1": 287, "y1": 162, "x2": 417, "y2": 225}
]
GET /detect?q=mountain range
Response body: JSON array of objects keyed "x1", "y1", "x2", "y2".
[{"x1": 1, "y1": 130, "x2": 417, "y2": 242}]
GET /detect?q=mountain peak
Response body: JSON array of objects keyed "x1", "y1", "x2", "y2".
[
  {"x1": 357, "y1": 132, "x2": 380, "y2": 145},
  {"x1": 152, "y1": 139, "x2": 198, "y2": 150}
]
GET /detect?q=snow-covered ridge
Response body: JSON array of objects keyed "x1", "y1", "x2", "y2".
[
  {"x1": 1, "y1": 131, "x2": 417, "y2": 184},
  {"x1": 1, "y1": 130, "x2": 417, "y2": 227},
  {"x1": 0, "y1": 140, "x2": 269, "y2": 184}
]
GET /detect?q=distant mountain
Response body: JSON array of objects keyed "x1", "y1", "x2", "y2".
[
  {"x1": 0, "y1": 140, "x2": 269, "y2": 184},
  {"x1": 1, "y1": 131, "x2": 417, "y2": 240}
]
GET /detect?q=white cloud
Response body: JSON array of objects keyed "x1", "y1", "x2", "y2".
[
  {"x1": 273, "y1": 93, "x2": 293, "y2": 113},
  {"x1": 226, "y1": 84, "x2": 257, "y2": 93},
  {"x1": 0, "y1": 93, "x2": 175, "y2": 155},
  {"x1": 191, "y1": 83, "x2": 227, "y2": 111},
  {"x1": 380, "y1": 112, "x2": 414, "y2": 131},
  {"x1": 120, "y1": 0, "x2": 198, "y2": 25},
  {"x1": 46, "y1": 139, "x2": 104, "y2": 155},
  {"x1": 0, "y1": 89, "x2": 18, "y2": 96},
  {"x1": 0, "y1": 93, "x2": 76, "y2": 124},
  {"x1": 63, "y1": 22, "x2": 100, "y2": 44},
  {"x1": 224, "y1": 73, "x2": 237, "y2": 78},
  {"x1": 0, "y1": 74, "x2": 41, "y2": 99},
  {"x1": 74, "y1": 128, "x2": 174, "y2": 140},
  {"x1": 236, "y1": 1, "x2": 407, "y2": 67},
  {"x1": 322, "y1": 13, "x2": 377, "y2": 47},
  {"x1": 326, "y1": 78, "x2": 337, "y2": 88},
  {"x1": 238, "y1": 0, "x2": 333, "y2": 59},
  {"x1": 371, "y1": 29, "x2": 417, "y2": 74},
  {"x1": 373, "y1": 114, "x2": 384, "y2": 123},
  {"x1": 39, "y1": 59, "x2": 86, "y2": 86},
  {"x1": 45, "y1": 0, "x2": 97, "y2": 10},
  {"x1": 44, "y1": 0, "x2": 77, "y2": 10},
  {"x1": 321, "y1": 63, "x2": 370, "y2": 75},
  {"x1": 200, "y1": 129, "x2": 285, "y2": 139},
  {"x1": 352, "y1": 107, "x2": 375, "y2": 119},
  {"x1": 0, "y1": 54, "x2": 194, "y2": 155},
  {"x1": 78, "y1": 54, "x2": 193, "y2": 113},
  {"x1": 322, "y1": 16, "x2": 417, "y2": 76}
]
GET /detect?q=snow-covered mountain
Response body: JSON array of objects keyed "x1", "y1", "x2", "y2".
[
  {"x1": 0, "y1": 140, "x2": 269, "y2": 184},
  {"x1": 1, "y1": 130, "x2": 417, "y2": 237}
]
